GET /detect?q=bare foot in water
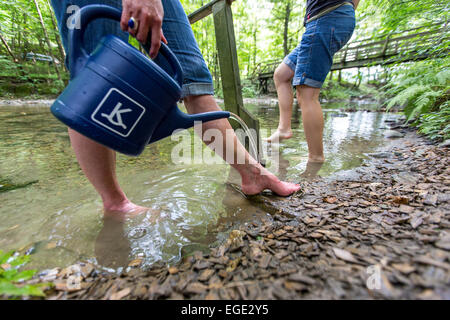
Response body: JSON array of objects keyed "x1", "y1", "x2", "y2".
[
  {"x1": 240, "y1": 164, "x2": 300, "y2": 196},
  {"x1": 103, "y1": 200, "x2": 157, "y2": 220},
  {"x1": 265, "y1": 129, "x2": 293, "y2": 143},
  {"x1": 300, "y1": 161, "x2": 324, "y2": 180}
]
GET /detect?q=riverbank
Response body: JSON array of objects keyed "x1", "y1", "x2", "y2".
[
  {"x1": 0, "y1": 94, "x2": 379, "y2": 106},
  {"x1": 0, "y1": 99, "x2": 54, "y2": 107},
  {"x1": 26, "y1": 118, "x2": 449, "y2": 300}
]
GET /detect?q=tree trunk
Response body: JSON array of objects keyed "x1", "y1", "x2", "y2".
[
  {"x1": 0, "y1": 31, "x2": 18, "y2": 63},
  {"x1": 11, "y1": 9, "x2": 17, "y2": 51},
  {"x1": 15, "y1": 9, "x2": 22, "y2": 54},
  {"x1": 22, "y1": 13, "x2": 30, "y2": 61},
  {"x1": 355, "y1": 67, "x2": 362, "y2": 88},
  {"x1": 0, "y1": 30, "x2": 26, "y2": 77},
  {"x1": 32, "y1": 0, "x2": 62, "y2": 81},
  {"x1": 283, "y1": 1, "x2": 292, "y2": 57},
  {"x1": 45, "y1": 0, "x2": 66, "y2": 67},
  {"x1": 252, "y1": 23, "x2": 257, "y2": 75}
]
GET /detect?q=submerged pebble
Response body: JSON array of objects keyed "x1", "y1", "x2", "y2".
[{"x1": 384, "y1": 130, "x2": 405, "y2": 138}]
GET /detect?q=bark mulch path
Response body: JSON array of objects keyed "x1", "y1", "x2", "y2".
[{"x1": 32, "y1": 123, "x2": 450, "y2": 300}]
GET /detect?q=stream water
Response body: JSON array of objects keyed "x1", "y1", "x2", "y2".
[{"x1": 0, "y1": 101, "x2": 395, "y2": 271}]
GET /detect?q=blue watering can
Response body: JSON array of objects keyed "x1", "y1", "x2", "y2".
[{"x1": 51, "y1": 4, "x2": 230, "y2": 156}]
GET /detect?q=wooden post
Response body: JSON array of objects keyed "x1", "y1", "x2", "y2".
[
  {"x1": 213, "y1": 0, "x2": 261, "y2": 160},
  {"x1": 355, "y1": 67, "x2": 362, "y2": 88},
  {"x1": 381, "y1": 35, "x2": 390, "y2": 57},
  {"x1": 342, "y1": 45, "x2": 348, "y2": 63}
]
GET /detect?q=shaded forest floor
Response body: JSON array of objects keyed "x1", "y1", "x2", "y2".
[{"x1": 31, "y1": 118, "x2": 450, "y2": 300}]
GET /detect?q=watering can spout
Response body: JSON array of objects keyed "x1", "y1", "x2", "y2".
[{"x1": 149, "y1": 105, "x2": 230, "y2": 144}]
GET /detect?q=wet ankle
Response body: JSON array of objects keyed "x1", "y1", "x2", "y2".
[
  {"x1": 277, "y1": 128, "x2": 292, "y2": 134},
  {"x1": 103, "y1": 198, "x2": 130, "y2": 212},
  {"x1": 308, "y1": 155, "x2": 325, "y2": 163},
  {"x1": 238, "y1": 163, "x2": 262, "y2": 178}
]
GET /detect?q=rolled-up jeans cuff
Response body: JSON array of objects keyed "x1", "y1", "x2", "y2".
[
  {"x1": 181, "y1": 82, "x2": 215, "y2": 98},
  {"x1": 292, "y1": 76, "x2": 323, "y2": 88},
  {"x1": 283, "y1": 57, "x2": 296, "y2": 71}
]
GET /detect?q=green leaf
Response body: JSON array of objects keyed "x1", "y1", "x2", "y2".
[
  {"x1": 0, "y1": 250, "x2": 14, "y2": 265},
  {"x1": 8, "y1": 269, "x2": 36, "y2": 282},
  {"x1": 0, "y1": 280, "x2": 45, "y2": 298}
]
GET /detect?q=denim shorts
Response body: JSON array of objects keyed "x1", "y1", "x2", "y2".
[
  {"x1": 283, "y1": 4, "x2": 355, "y2": 88},
  {"x1": 50, "y1": 0, "x2": 214, "y2": 98}
]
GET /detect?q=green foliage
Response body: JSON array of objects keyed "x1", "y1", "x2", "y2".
[
  {"x1": 0, "y1": 0, "x2": 67, "y2": 97},
  {"x1": 241, "y1": 79, "x2": 259, "y2": 98},
  {"x1": 0, "y1": 55, "x2": 18, "y2": 75},
  {"x1": 321, "y1": 80, "x2": 369, "y2": 101},
  {"x1": 265, "y1": 0, "x2": 304, "y2": 58},
  {"x1": 384, "y1": 58, "x2": 449, "y2": 117},
  {"x1": 361, "y1": 0, "x2": 450, "y2": 141},
  {"x1": 322, "y1": 83, "x2": 351, "y2": 100},
  {"x1": 415, "y1": 102, "x2": 450, "y2": 140},
  {"x1": 363, "y1": 0, "x2": 449, "y2": 33},
  {"x1": 383, "y1": 57, "x2": 450, "y2": 140},
  {"x1": 0, "y1": 250, "x2": 48, "y2": 298}
]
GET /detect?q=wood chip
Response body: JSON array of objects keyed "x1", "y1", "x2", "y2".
[
  {"x1": 332, "y1": 248, "x2": 358, "y2": 263},
  {"x1": 110, "y1": 288, "x2": 131, "y2": 300}
]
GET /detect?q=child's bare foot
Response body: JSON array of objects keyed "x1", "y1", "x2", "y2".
[
  {"x1": 240, "y1": 164, "x2": 300, "y2": 196},
  {"x1": 300, "y1": 161, "x2": 324, "y2": 180},
  {"x1": 265, "y1": 129, "x2": 293, "y2": 143}
]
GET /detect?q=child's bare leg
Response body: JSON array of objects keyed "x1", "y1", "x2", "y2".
[
  {"x1": 266, "y1": 63, "x2": 295, "y2": 143},
  {"x1": 296, "y1": 85, "x2": 325, "y2": 163}
]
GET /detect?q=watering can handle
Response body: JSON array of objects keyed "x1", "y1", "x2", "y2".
[{"x1": 68, "y1": 4, "x2": 183, "y2": 86}]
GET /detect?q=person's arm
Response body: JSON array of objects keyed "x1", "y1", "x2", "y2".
[
  {"x1": 120, "y1": 0, "x2": 166, "y2": 58},
  {"x1": 353, "y1": 0, "x2": 360, "y2": 10}
]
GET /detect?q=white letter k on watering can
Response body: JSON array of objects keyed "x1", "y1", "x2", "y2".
[{"x1": 101, "y1": 102, "x2": 132, "y2": 129}]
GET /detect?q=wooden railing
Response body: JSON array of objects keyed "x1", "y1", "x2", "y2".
[{"x1": 333, "y1": 26, "x2": 449, "y2": 70}]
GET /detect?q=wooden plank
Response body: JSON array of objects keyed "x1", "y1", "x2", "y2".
[
  {"x1": 212, "y1": 0, "x2": 261, "y2": 160},
  {"x1": 341, "y1": 23, "x2": 444, "y2": 47},
  {"x1": 330, "y1": 50, "x2": 446, "y2": 70},
  {"x1": 188, "y1": 0, "x2": 220, "y2": 24},
  {"x1": 213, "y1": 0, "x2": 240, "y2": 115},
  {"x1": 188, "y1": 0, "x2": 237, "y2": 24}
]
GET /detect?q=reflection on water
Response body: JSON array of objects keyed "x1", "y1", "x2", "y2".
[{"x1": 0, "y1": 102, "x2": 392, "y2": 270}]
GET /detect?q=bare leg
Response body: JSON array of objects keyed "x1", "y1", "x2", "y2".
[
  {"x1": 266, "y1": 63, "x2": 295, "y2": 143},
  {"x1": 68, "y1": 129, "x2": 149, "y2": 215},
  {"x1": 183, "y1": 95, "x2": 300, "y2": 196},
  {"x1": 296, "y1": 85, "x2": 325, "y2": 163}
]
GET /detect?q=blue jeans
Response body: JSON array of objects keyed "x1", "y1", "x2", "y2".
[
  {"x1": 50, "y1": 0, "x2": 214, "y2": 98},
  {"x1": 284, "y1": 4, "x2": 355, "y2": 88}
]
